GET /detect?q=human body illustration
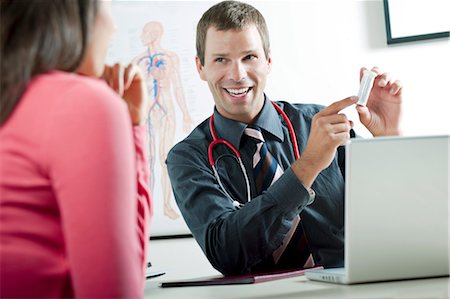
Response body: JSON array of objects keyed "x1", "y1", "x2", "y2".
[{"x1": 134, "y1": 21, "x2": 193, "y2": 220}]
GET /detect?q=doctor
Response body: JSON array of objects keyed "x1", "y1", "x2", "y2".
[{"x1": 166, "y1": 0, "x2": 402, "y2": 275}]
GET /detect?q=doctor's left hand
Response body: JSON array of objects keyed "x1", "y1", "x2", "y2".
[
  {"x1": 356, "y1": 66, "x2": 403, "y2": 136},
  {"x1": 103, "y1": 63, "x2": 149, "y2": 126}
]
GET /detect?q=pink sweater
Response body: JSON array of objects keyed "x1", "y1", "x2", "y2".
[{"x1": 0, "y1": 72, "x2": 152, "y2": 298}]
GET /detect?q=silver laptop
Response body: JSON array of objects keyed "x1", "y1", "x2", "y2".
[{"x1": 305, "y1": 135, "x2": 450, "y2": 284}]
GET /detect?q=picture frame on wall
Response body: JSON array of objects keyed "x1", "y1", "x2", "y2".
[{"x1": 383, "y1": 0, "x2": 450, "y2": 44}]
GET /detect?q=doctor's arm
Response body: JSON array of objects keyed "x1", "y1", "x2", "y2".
[{"x1": 166, "y1": 143, "x2": 312, "y2": 276}]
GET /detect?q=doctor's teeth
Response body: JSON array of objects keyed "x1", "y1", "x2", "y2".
[{"x1": 227, "y1": 88, "x2": 249, "y2": 95}]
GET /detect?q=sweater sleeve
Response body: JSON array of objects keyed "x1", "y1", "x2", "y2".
[{"x1": 44, "y1": 79, "x2": 150, "y2": 298}]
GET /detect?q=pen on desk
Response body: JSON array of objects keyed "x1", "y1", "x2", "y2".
[
  {"x1": 146, "y1": 272, "x2": 166, "y2": 279},
  {"x1": 146, "y1": 261, "x2": 166, "y2": 279}
]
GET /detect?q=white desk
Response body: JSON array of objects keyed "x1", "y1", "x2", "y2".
[{"x1": 145, "y1": 237, "x2": 450, "y2": 299}]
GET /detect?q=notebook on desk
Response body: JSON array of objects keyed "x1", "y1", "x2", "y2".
[
  {"x1": 305, "y1": 135, "x2": 450, "y2": 284},
  {"x1": 160, "y1": 266, "x2": 323, "y2": 287}
]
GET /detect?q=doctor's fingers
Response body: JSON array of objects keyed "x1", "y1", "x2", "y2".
[
  {"x1": 317, "y1": 96, "x2": 357, "y2": 117},
  {"x1": 323, "y1": 119, "x2": 353, "y2": 141},
  {"x1": 387, "y1": 79, "x2": 403, "y2": 95},
  {"x1": 375, "y1": 72, "x2": 392, "y2": 88},
  {"x1": 369, "y1": 67, "x2": 401, "y2": 91},
  {"x1": 359, "y1": 66, "x2": 382, "y2": 81},
  {"x1": 360, "y1": 66, "x2": 391, "y2": 87},
  {"x1": 315, "y1": 123, "x2": 351, "y2": 147},
  {"x1": 370, "y1": 66, "x2": 382, "y2": 76},
  {"x1": 329, "y1": 122, "x2": 353, "y2": 134},
  {"x1": 315, "y1": 113, "x2": 350, "y2": 127},
  {"x1": 359, "y1": 67, "x2": 367, "y2": 81},
  {"x1": 332, "y1": 131, "x2": 352, "y2": 146}
]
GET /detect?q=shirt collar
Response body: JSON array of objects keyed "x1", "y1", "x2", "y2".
[
  {"x1": 212, "y1": 94, "x2": 285, "y2": 150},
  {"x1": 253, "y1": 95, "x2": 284, "y2": 142}
]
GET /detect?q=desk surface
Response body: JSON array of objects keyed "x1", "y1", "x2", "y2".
[{"x1": 145, "y1": 237, "x2": 449, "y2": 299}]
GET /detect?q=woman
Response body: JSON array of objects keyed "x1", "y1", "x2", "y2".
[{"x1": 0, "y1": 0, "x2": 152, "y2": 297}]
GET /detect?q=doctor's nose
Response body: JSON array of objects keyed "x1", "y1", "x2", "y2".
[{"x1": 227, "y1": 61, "x2": 247, "y2": 82}]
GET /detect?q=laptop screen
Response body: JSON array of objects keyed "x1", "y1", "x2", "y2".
[{"x1": 344, "y1": 135, "x2": 449, "y2": 283}]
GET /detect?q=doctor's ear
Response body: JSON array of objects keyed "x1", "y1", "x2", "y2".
[
  {"x1": 195, "y1": 56, "x2": 207, "y2": 81},
  {"x1": 266, "y1": 50, "x2": 272, "y2": 73}
]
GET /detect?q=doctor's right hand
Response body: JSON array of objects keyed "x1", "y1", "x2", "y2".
[{"x1": 292, "y1": 96, "x2": 356, "y2": 188}]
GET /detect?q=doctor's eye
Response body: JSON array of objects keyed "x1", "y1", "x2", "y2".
[
  {"x1": 243, "y1": 54, "x2": 257, "y2": 61},
  {"x1": 215, "y1": 57, "x2": 226, "y2": 63}
]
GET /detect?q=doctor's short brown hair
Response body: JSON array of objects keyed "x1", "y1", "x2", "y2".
[{"x1": 196, "y1": 0, "x2": 270, "y2": 66}]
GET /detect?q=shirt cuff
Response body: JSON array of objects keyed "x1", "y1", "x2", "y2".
[{"x1": 265, "y1": 168, "x2": 313, "y2": 214}]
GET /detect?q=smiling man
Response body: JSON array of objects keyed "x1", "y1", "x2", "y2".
[
  {"x1": 196, "y1": 23, "x2": 269, "y2": 124},
  {"x1": 166, "y1": 0, "x2": 402, "y2": 275}
]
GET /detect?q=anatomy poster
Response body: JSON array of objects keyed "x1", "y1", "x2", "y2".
[{"x1": 107, "y1": 1, "x2": 215, "y2": 236}]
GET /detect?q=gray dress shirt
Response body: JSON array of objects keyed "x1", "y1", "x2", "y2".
[{"x1": 166, "y1": 95, "x2": 351, "y2": 275}]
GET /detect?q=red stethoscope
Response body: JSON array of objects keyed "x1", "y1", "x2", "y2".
[{"x1": 208, "y1": 101, "x2": 300, "y2": 208}]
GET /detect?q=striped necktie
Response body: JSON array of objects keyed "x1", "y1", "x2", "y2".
[
  {"x1": 244, "y1": 125, "x2": 313, "y2": 266},
  {"x1": 244, "y1": 125, "x2": 283, "y2": 193}
]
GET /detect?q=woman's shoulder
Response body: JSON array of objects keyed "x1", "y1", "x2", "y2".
[
  {"x1": 36, "y1": 71, "x2": 118, "y2": 101},
  {"x1": 33, "y1": 71, "x2": 127, "y2": 120}
]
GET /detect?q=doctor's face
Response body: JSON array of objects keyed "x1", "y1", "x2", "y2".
[{"x1": 196, "y1": 25, "x2": 272, "y2": 124}]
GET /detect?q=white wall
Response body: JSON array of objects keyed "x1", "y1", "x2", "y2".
[{"x1": 251, "y1": 0, "x2": 450, "y2": 137}]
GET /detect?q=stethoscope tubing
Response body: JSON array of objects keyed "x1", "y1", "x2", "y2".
[{"x1": 208, "y1": 101, "x2": 300, "y2": 208}]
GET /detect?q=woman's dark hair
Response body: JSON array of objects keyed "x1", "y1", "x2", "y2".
[{"x1": 0, "y1": 0, "x2": 97, "y2": 125}]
